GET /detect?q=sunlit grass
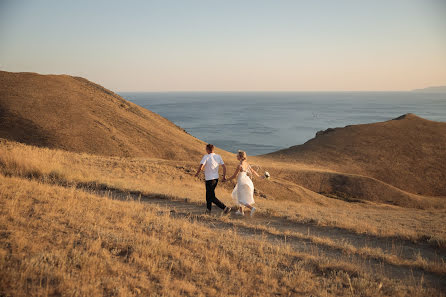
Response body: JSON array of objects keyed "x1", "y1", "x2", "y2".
[{"x1": 1, "y1": 175, "x2": 439, "y2": 297}]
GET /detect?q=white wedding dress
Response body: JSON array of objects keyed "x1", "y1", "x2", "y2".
[{"x1": 232, "y1": 165, "x2": 255, "y2": 206}]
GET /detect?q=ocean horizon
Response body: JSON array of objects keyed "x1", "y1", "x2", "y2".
[{"x1": 120, "y1": 91, "x2": 446, "y2": 156}]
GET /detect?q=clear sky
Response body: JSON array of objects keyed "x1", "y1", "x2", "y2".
[{"x1": 1, "y1": 0, "x2": 445, "y2": 91}]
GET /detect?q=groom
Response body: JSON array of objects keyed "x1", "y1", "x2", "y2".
[{"x1": 195, "y1": 144, "x2": 231, "y2": 214}]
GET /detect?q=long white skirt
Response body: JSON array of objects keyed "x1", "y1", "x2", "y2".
[{"x1": 232, "y1": 172, "x2": 255, "y2": 206}]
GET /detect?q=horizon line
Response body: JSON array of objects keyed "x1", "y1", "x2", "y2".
[
  {"x1": 116, "y1": 89, "x2": 417, "y2": 93},
  {"x1": 2, "y1": 69, "x2": 444, "y2": 93}
]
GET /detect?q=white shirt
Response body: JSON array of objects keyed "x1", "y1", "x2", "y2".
[{"x1": 200, "y1": 153, "x2": 224, "y2": 181}]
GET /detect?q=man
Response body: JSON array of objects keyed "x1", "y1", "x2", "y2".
[{"x1": 195, "y1": 144, "x2": 231, "y2": 214}]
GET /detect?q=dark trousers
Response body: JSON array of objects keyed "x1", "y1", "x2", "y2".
[{"x1": 205, "y1": 179, "x2": 226, "y2": 211}]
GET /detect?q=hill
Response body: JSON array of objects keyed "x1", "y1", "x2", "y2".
[
  {"x1": 0, "y1": 139, "x2": 445, "y2": 296},
  {"x1": 1, "y1": 73, "x2": 445, "y2": 295},
  {"x1": 264, "y1": 114, "x2": 446, "y2": 196},
  {"x1": 0, "y1": 71, "x2": 207, "y2": 159},
  {"x1": 1, "y1": 70, "x2": 444, "y2": 204}
]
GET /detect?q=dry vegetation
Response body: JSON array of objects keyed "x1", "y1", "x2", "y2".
[
  {"x1": 3, "y1": 175, "x2": 436, "y2": 297},
  {"x1": 1, "y1": 70, "x2": 444, "y2": 207},
  {"x1": 1, "y1": 140, "x2": 445, "y2": 247},
  {"x1": 0, "y1": 71, "x2": 207, "y2": 159},
  {"x1": 1, "y1": 71, "x2": 445, "y2": 295},
  {"x1": 1, "y1": 139, "x2": 445, "y2": 296},
  {"x1": 265, "y1": 113, "x2": 446, "y2": 197}
]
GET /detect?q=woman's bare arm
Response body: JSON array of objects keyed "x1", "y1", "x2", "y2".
[
  {"x1": 226, "y1": 165, "x2": 241, "y2": 181},
  {"x1": 249, "y1": 164, "x2": 261, "y2": 177}
]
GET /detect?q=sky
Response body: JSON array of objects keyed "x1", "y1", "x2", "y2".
[{"x1": 0, "y1": 0, "x2": 445, "y2": 91}]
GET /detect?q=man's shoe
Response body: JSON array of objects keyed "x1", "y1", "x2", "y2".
[
  {"x1": 205, "y1": 210, "x2": 211, "y2": 215},
  {"x1": 223, "y1": 207, "x2": 231, "y2": 215},
  {"x1": 235, "y1": 210, "x2": 244, "y2": 216},
  {"x1": 250, "y1": 207, "x2": 256, "y2": 217}
]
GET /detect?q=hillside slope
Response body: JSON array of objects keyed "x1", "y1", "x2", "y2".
[
  {"x1": 1, "y1": 138, "x2": 445, "y2": 296},
  {"x1": 264, "y1": 114, "x2": 446, "y2": 196},
  {"x1": 0, "y1": 71, "x2": 206, "y2": 159}
]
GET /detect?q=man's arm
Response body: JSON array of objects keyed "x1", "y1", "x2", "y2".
[
  {"x1": 195, "y1": 164, "x2": 204, "y2": 177},
  {"x1": 221, "y1": 164, "x2": 227, "y2": 180}
]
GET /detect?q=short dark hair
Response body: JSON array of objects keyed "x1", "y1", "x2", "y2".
[{"x1": 206, "y1": 144, "x2": 214, "y2": 152}]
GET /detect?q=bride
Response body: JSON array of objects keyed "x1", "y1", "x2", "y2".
[{"x1": 224, "y1": 150, "x2": 262, "y2": 216}]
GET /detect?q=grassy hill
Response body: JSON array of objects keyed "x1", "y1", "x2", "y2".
[
  {"x1": 1, "y1": 70, "x2": 444, "y2": 207},
  {"x1": 0, "y1": 71, "x2": 207, "y2": 159},
  {"x1": 264, "y1": 114, "x2": 446, "y2": 197},
  {"x1": 0, "y1": 139, "x2": 445, "y2": 296},
  {"x1": 1, "y1": 71, "x2": 445, "y2": 295}
]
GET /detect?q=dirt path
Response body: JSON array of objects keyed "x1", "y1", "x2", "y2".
[{"x1": 87, "y1": 186, "x2": 446, "y2": 290}]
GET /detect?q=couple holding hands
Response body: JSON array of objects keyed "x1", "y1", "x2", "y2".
[{"x1": 195, "y1": 144, "x2": 264, "y2": 216}]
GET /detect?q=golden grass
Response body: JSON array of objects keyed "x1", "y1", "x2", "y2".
[
  {"x1": 0, "y1": 70, "x2": 207, "y2": 160},
  {"x1": 264, "y1": 113, "x2": 446, "y2": 197},
  {"x1": 1, "y1": 175, "x2": 440, "y2": 297},
  {"x1": 214, "y1": 216, "x2": 446, "y2": 276},
  {"x1": 1, "y1": 139, "x2": 445, "y2": 295},
  {"x1": 1, "y1": 143, "x2": 445, "y2": 239},
  {"x1": 1, "y1": 139, "x2": 445, "y2": 249},
  {"x1": 1, "y1": 71, "x2": 445, "y2": 296}
]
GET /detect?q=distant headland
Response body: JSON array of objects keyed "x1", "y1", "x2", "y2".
[{"x1": 412, "y1": 85, "x2": 446, "y2": 93}]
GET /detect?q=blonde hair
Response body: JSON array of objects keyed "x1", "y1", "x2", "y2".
[{"x1": 237, "y1": 150, "x2": 247, "y2": 161}]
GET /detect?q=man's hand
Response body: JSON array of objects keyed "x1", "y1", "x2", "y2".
[{"x1": 195, "y1": 164, "x2": 204, "y2": 178}]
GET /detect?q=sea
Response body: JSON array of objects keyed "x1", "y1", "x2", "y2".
[{"x1": 119, "y1": 92, "x2": 446, "y2": 156}]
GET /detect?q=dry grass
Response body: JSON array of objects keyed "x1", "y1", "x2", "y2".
[
  {"x1": 1, "y1": 139, "x2": 445, "y2": 248},
  {"x1": 214, "y1": 216, "x2": 446, "y2": 276},
  {"x1": 1, "y1": 175, "x2": 440, "y2": 297},
  {"x1": 262, "y1": 198, "x2": 446, "y2": 248},
  {"x1": 265, "y1": 113, "x2": 446, "y2": 197},
  {"x1": 0, "y1": 70, "x2": 208, "y2": 160},
  {"x1": 0, "y1": 139, "x2": 445, "y2": 295},
  {"x1": 1, "y1": 71, "x2": 445, "y2": 296},
  {"x1": 3, "y1": 70, "x2": 445, "y2": 208}
]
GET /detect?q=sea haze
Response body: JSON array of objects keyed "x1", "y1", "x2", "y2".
[{"x1": 120, "y1": 92, "x2": 446, "y2": 156}]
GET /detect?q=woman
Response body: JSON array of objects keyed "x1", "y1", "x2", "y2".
[{"x1": 224, "y1": 150, "x2": 262, "y2": 216}]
